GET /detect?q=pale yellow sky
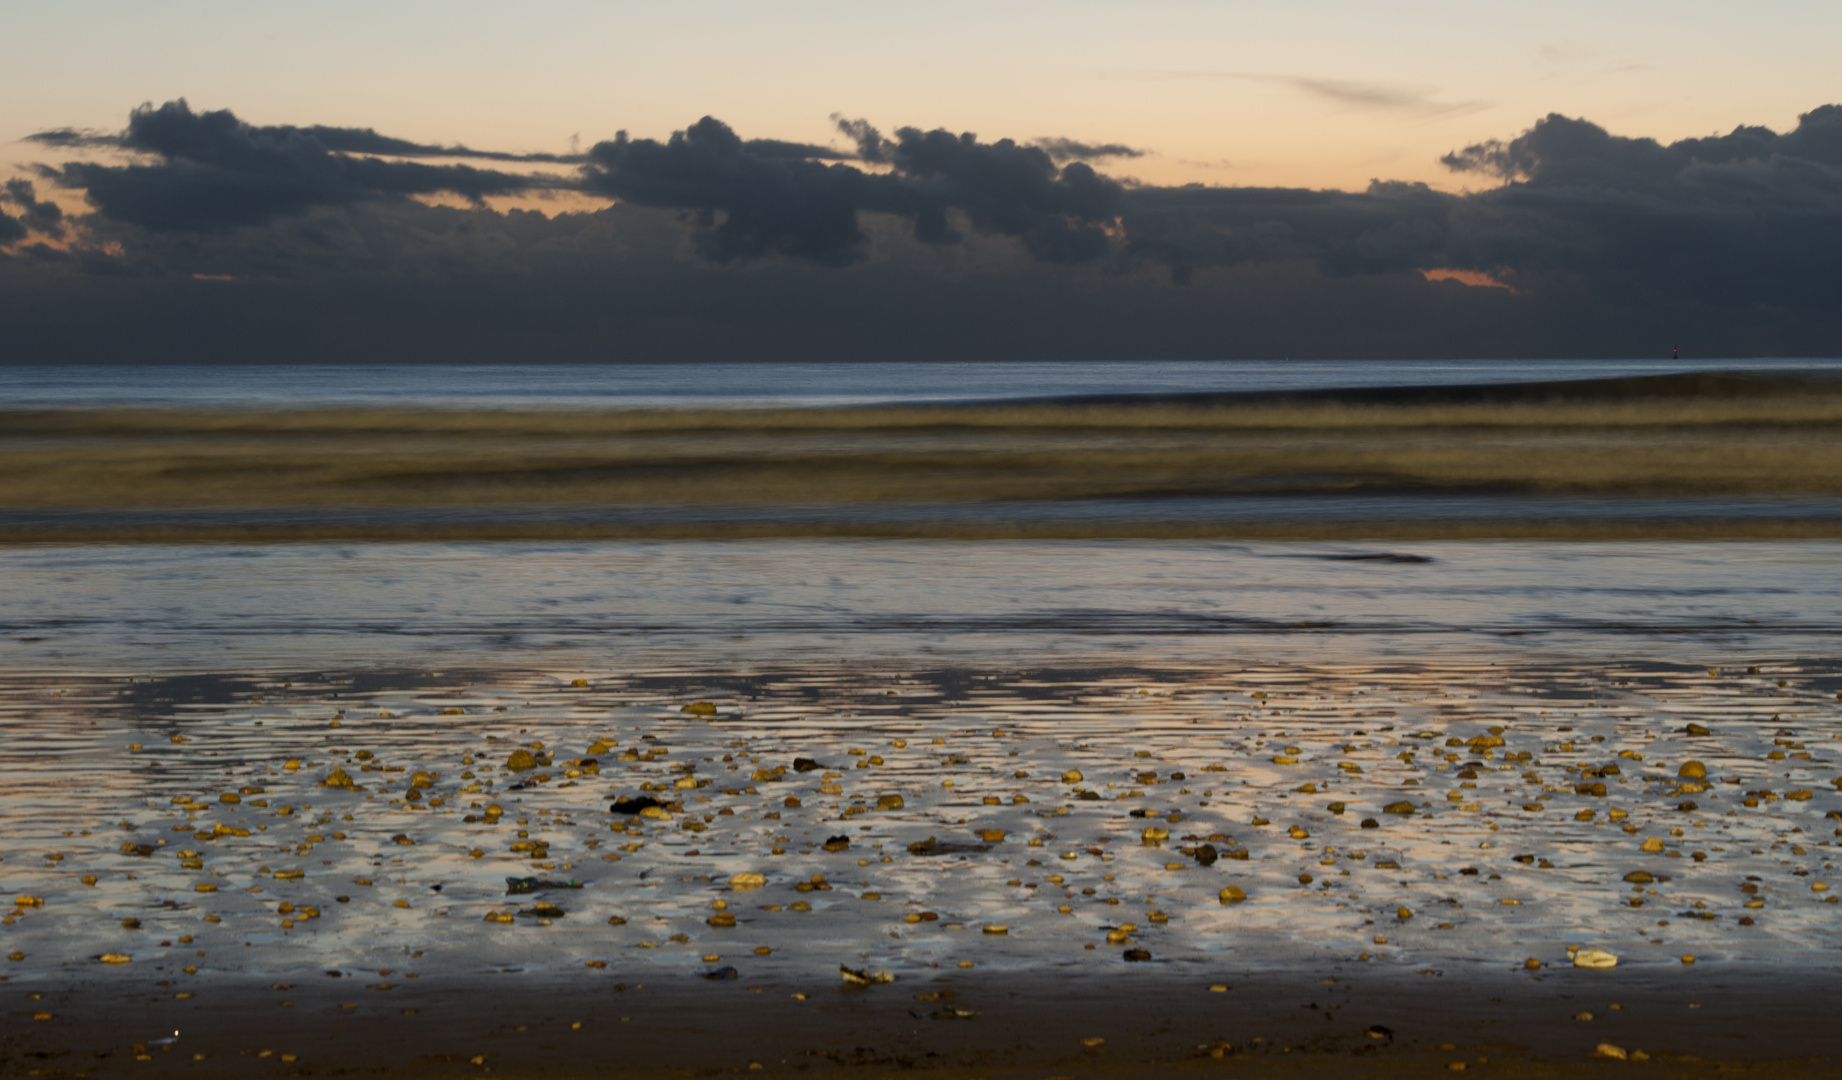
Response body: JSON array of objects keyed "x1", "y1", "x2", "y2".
[{"x1": 6, "y1": 0, "x2": 1839, "y2": 197}]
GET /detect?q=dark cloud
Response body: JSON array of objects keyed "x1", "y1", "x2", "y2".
[
  {"x1": 33, "y1": 100, "x2": 567, "y2": 231},
  {"x1": 1119, "y1": 180, "x2": 1454, "y2": 284},
  {"x1": 1031, "y1": 138, "x2": 1144, "y2": 162},
  {"x1": 293, "y1": 126, "x2": 583, "y2": 163},
  {"x1": 1435, "y1": 107, "x2": 1842, "y2": 310},
  {"x1": 27, "y1": 117, "x2": 583, "y2": 163},
  {"x1": 2, "y1": 179, "x2": 65, "y2": 239},
  {"x1": 866, "y1": 122, "x2": 1124, "y2": 261},
  {"x1": 7, "y1": 101, "x2": 1842, "y2": 360},
  {"x1": 1444, "y1": 105, "x2": 1842, "y2": 181},
  {"x1": 22, "y1": 127, "x2": 120, "y2": 150},
  {"x1": 577, "y1": 116, "x2": 1125, "y2": 265},
  {"x1": 579, "y1": 117, "x2": 895, "y2": 265}
]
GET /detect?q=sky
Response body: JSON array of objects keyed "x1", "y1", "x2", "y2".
[{"x1": 4, "y1": 0, "x2": 1841, "y2": 362}]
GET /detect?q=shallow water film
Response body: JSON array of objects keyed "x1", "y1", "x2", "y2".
[{"x1": 2, "y1": 541, "x2": 1839, "y2": 998}]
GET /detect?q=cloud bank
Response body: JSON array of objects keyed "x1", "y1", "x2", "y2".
[{"x1": 5, "y1": 99, "x2": 1841, "y2": 361}]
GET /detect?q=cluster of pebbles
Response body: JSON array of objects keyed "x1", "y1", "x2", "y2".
[{"x1": 2, "y1": 659, "x2": 1839, "y2": 991}]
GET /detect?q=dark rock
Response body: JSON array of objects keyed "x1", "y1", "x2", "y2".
[
  {"x1": 611, "y1": 796, "x2": 665, "y2": 814},
  {"x1": 506, "y1": 877, "x2": 581, "y2": 894}
]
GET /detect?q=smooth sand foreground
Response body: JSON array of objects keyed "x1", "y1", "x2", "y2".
[{"x1": 8, "y1": 966, "x2": 1835, "y2": 1078}]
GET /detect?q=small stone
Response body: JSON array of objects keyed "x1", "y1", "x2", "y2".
[
  {"x1": 1219, "y1": 886, "x2": 1247, "y2": 903},
  {"x1": 1140, "y1": 826, "x2": 1169, "y2": 843},
  {"x1": 1383, "y1": 801, "x2": 1415, "y2": 815},
  {"x1": 681, "y1": 702, "x2": 718, "y2": 717},
  {"x1": 1677, "y1": 761, "x2": 1707, "y2": 779},
  {"x1": 1623, "y1": 871, "x2": 1654, "y2": 884},
  {"x1": 1061, "y1": 770, "x2": 1084, "y2": 783},
  {"x1": 506, "y1": 750, "x2": 538, "y2": 771},
  {"x1": 1573, "y1": 948, "x2": 1618, "y2": 969},
  {"x1": 1639, "y1": 837, "x2": 1665, "y2": 853},
  {"x1": 1594, "y1": 1042, "x2": 1627, "y2": 1060},
  {"x1": 730, "y1": 872, "x2": 766, "y2": 890},
  {"x1": 876, "y1": 794, "x2": 905, "y2": 811},
  {"x1": 99, "y1": 953, "x2": 132, "y2": 964}
]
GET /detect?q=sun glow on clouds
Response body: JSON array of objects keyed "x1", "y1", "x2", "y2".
[
  {"x1": 1421, "y1": 268, "x2": 1514, "y2": 292},
  {"x1": 407, "y1": 190, "x2": 617, "y2": 216}
]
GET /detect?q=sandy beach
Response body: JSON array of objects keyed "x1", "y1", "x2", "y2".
[
  {"x1": 3, "y1": 656, "x2": 1838, "y2": 1075},
  {"x1": 3, "y1": 373, "x2": 1841, "y2": 541}
]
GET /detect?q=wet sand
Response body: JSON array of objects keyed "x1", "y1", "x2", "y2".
[
  {"x1": 13, "y1": 966, "x2": 1840, "y2": 1078},
  {"x1": 3, "y1": 658, "x2": 1839, "y2": 1075}
]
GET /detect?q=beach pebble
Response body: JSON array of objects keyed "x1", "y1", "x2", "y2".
[
  {"x1": 1594, "y1": 1042, "x2": 1627, "y2": 1059},
  {"x1": 1573, "y1": 949, "x2": 1618, "y2": 969}
]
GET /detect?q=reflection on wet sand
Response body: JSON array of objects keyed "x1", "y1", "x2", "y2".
[{"x1": 4, "y1": 659, "x2": 1837, "y2": 987}]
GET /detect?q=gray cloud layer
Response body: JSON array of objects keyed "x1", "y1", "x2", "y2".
[{"x1": 5, "y1": 100, "x2": 1841, "y2": 361}]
